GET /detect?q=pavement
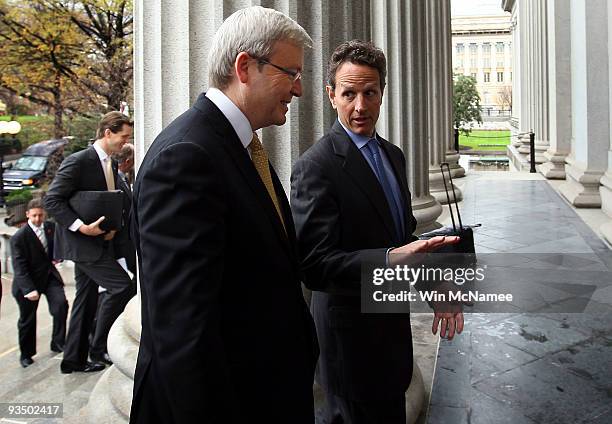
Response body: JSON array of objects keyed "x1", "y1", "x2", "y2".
[{"x1": 426, "y1": 173, "x2": 612, "y2": 423}]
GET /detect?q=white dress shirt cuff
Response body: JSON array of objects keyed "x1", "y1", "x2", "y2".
[{"x1": 69, "y1": 219, "x2": 84, "y2": 232}]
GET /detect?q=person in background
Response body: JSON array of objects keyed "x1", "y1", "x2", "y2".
[
  {"x1": 44, "y1": 111, "x2": 136, "y2": 374},
  {"x1": 11, "y1": 199, "x2": 68, "y2": 368}
]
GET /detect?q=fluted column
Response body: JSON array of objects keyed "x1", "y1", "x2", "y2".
[
  {"x1": 503, "y1": 0, "x2": 522, "y2": 147},
  {"x1": 538, "y1": 0, "x2": 571, "y2": 179},
  {"x1": 559, "y1": 0, "x2": 609, "y2": 207},
  {"x1": 427, "y1": 0, "x2": 462, "y2": 204},
  {"x1": 443, "y1": 0, "x2": 465, "y2": 178},
  {"x1": 372, "y1": 0, "x2": 442, "y2": 233},
  {"x1": 516, "y1": 0, "x2": 548, "y2": 164},
  {"x1": 600, "y1": 1, "x2": 612, "y2": 242},
  {"x1": 515, "y1": 0, "x2": 533, "y2": 156}
]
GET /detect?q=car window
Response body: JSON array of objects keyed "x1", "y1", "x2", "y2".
[{"x1": 13, "y1": 155, "x2": 48, "y2": 171}]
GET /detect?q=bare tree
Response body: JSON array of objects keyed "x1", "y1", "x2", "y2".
[{"x1": 497, "y1": 85, "x2": 512, "y2": 112}]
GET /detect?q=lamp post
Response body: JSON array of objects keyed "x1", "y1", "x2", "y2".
[{"x1": 0, "y1": 120, "x2": 22, "y2": 205}]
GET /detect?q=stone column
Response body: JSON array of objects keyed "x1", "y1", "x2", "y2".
[
  {"x1": 372, "y1": 0, "x2": 442, "y2": 232},
  {"x1": 503, "y1": 0, "x2": 522, "y2": 146},
  {"x1": 427, "y1": 0, "x2": 462, "y2": 204},
  {"x1": 538, "y1": 0, "x2": 571, "y2": 179},
  {"x1": 516, "y1": 0, "x2": 548, "y2": 165},
  {"x1": 442, "y1": 0, "x2": 465, "y2": 179},
  {"x1": 600, "y1": 0, "x2": 612, "y2": 242},
  {"x1": 532, "y1": 0, "x2": 549, "y2": 164},
  {"x1": 559, "y1": 0, "x2": 609, "y2": 207}
]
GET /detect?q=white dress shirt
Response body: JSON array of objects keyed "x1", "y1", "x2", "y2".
[{"x1": 206, "y1": 87, "x2": 254, "y2": 156}]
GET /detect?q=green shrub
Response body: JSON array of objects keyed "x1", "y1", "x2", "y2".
[{"x1": 5, "y1": 188, "x2": 34, "y2": 206}]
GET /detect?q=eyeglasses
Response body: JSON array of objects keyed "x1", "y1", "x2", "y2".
[{"x1": 256, "y1": 58, "x2": 302, "y2": 83}]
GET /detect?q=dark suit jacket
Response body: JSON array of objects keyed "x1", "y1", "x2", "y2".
[
  {"x1": 11, "y1": 221, "x2": 63, "y2": 297},
  {"x1": 114, "y1": 172, "x2": 136, "y2": 272},
  {"x1": 290, "y1": 120, "x2": 418, "y2": 401},
  {"x1": 44, "y1": 146, "x2": 132, "y2": 263},
  {"x1": 130, "y1": 93, "x2": 318, "y2": 423}
]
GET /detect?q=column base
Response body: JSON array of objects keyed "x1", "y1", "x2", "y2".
[
  {"x1": 445, "y1": 150, "x2": 465, "y2": 178},
  {"x1": 84, "y1": 297, "x2": 140, "y2": 423},
  {"x1": 412, "y1": 195, "x2": 443, "y2": 233},
  {"x1": 558, "y1": 162, "x2": 603, "y2": 208},
  {"x1": 429, "y1": 167, "x2": 463, "y2": 204},
  {"x1": 537, "y1": 149, "x2": 569, "y2": 179},
  {"x1": 600, "y1": 172, "x2": 612, "y2": 216},
  {"x1": 507, "y1": 145, "x2": 533, "y2": 172},
  {"x1": 600, "y1": 221, "x2": 612, "y2": 246}
]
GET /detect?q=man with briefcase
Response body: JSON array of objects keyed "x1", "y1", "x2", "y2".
[{"x1": 44, "y1": 111, "x2": 136, "y2": 374}]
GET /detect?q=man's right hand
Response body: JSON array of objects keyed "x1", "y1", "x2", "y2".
[
  {"x1": 78, "y1": 216, "x2": 106, "y2": 237},
  {"x1": 388, "y1": 236, "x2": 460, "y2": 266},
  {"x1": 24, "y1": 290, "x2": 40, "y2": 301}
]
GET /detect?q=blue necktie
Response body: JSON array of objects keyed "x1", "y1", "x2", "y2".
[{"x1": 365, "y1": 139, "x2": 404, "y2": 241}]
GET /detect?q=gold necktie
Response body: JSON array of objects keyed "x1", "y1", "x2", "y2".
[
  {"x1": 249, "y1": 133, "x2": 286, "y2": 232},
  {"x1": 105, "y1": 157, "x2": 115, "y2": 191}
]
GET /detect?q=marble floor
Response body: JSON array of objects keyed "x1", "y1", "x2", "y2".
[{"x1": 427, "y1": 179, "x2": 612, "y2": 424}]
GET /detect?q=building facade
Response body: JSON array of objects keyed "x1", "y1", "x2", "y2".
[{"x1": 452, "y1": 13, "x2": 513, "y2": 119}]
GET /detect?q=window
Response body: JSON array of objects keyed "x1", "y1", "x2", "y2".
[
  {"x1": 471, "y1": 72, "x2": 477, "y2": 80},
  {"x1": 497, "y1": 72, "x2": 504, "y2": 82},
  {"x1": 496, "y1": 42, "x2": 504, "y2": 54},
  {"x1": 470, "y1": 43, "x2": 477, "y2": 54},
  {"x1": 482, "y1": 43, "x2": 491, "y2": 54},
  {"x1": 470, "y1": 57, "x2": 477, "y2": 68},
  {"x1": 456, "y1": 43, "x2": 464, "y2": 54},
  {"x1": 497, "y1": 59, "x2": 504, "y2": 68},
  {"x1": 484, "y1": 72, "x2": 490, "y2": 83},
  {"x1": 510, "y1": 72, "x2": 512, "y2": 81},
  {"x1": 483, "y1": 57, "x2": 491, "y2": 68}
]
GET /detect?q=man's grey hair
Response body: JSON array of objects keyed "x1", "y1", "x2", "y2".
[
  {"x1": 112, "y1": 142, "x2": 134, "y2": 164},
  {"x1": 208, "y1": 6, "x2": 312, "y2": 89}
]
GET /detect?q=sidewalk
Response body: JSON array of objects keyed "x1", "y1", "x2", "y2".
[
  {"x1": 427, "y1": 177, "x2": 612, "y2": 423},
  {"x1": 0, "y1": 209, "x2": 94, "y2": 424}
]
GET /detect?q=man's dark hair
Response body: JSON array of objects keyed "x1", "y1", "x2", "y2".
[
  {"x1": 327, "y1": 40, "x2": 387, "y2": 91},
  {"x1": 27, "y1": 198, "x2": 44, "y2": 211},
  {"x1": 96, "y1": 111, "x2": 133, "y2": 139}
]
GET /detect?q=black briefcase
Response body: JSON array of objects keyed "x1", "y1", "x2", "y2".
[
  {"x1": 69, "y1": 190, "x2": 124, "y2": 232},
  {"x1": 419, "y1": 163, "x2": 479, "y2": 256}
]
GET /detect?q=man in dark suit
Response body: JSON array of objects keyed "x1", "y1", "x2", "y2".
[
  {"x1": 44, "y1": 111, "x2": 136, "y2": 373},
  {"x1": 291, "y1": 40, "x2": 464, "y2": 423},
  {"x1": 129, "y1": 6, "x2": 318, "y2": 424},
  {"x1": 11, "y1": 199, "x2": 68, "y2": 368}
]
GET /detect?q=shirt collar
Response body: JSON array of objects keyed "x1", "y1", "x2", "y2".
[
  {"x1": 337, "y1": 119, "x2": 378, "y2": 150},
  {"x1": 93, "y1": 140, "x2": 110, "y2": 161},
  {"x1": 28, "y1": 220, "x2": 43, "y2": 232},
  {"x1": 206, "y1": 87, "x2": 253, "y2": 150}
]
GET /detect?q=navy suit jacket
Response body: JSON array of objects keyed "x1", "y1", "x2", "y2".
[
  {"x1": 130, "y1": 93, "x2": 318, "y2": 424},
  {"x1": 291, "y1": 120, "x2": 418, "y2": 401},
  {"x1": 11, "y1": 221, "x2": 63, "y2": 297}
]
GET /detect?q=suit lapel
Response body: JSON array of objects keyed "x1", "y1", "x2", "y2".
[
  {"x1": 25, "y1": 224, "x2": 47, "y2": 256},
  {"x1": 330, "y1": 122, "x2": 398, "y2": 243},
  {"x1": 86, "y1": 146, "x2": 108, "y2": 190},
  {"x1": 196, "y1": 95, "x2": 292, "y2": 252}
]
